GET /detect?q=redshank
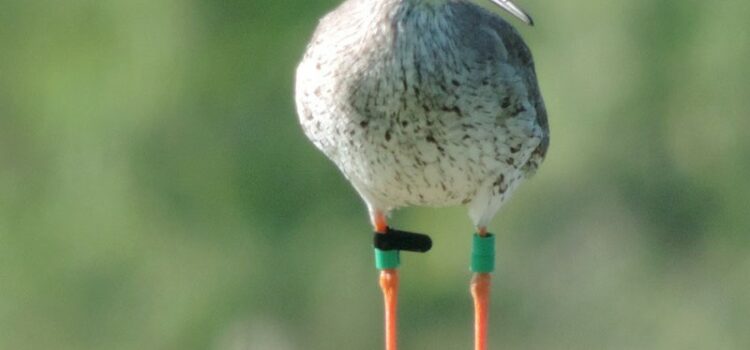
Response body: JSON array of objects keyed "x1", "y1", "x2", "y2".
[{"x1": 295, "y1": 0, "x2": 548, "y2": 348}]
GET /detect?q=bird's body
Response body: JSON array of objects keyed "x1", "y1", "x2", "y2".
[{"x1": 296, "y1": 0, "x2": 548, "y2": 228}]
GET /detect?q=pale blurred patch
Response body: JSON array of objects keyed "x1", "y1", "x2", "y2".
[{"x1": 212, "y1": 318, "x2": 297, "y2": 350}]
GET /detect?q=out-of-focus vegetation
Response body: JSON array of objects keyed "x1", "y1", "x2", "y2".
[{"x1": 1, "y1": 0, "x2": 749, "y2": 349}]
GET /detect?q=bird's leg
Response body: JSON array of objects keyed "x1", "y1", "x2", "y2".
[
  {"x1": 472, "y1": 272, "x2": 491, "y2": 350},
  {"x1": 372, "y1": 210, "x2": 399, "y2": 350},
  {"x1": 471, "y1": 227, "x2": 494, "y2": 350},
  {"x1": 380, "y1": 268, "x2": 399, "y2": 350}
]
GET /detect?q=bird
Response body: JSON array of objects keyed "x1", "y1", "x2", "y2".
[{"x1": 295, "y1": 0, "x2": 548, "y2": 349}]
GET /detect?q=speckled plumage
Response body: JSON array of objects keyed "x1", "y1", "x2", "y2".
[{"x1": 296, "y1": 0, "x2": 548, "y2": 228}]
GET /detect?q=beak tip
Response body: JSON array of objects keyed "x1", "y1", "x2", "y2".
[{"x1": 491, "y1": 0, "x2": 536, "y2": 26}]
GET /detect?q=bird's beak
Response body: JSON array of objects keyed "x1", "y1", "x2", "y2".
[{"x1": 489, "y1": 0, "x2": 534, "y2": 26}]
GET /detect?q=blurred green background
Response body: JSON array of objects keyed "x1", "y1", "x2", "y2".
[{"x1": 1, "y1": 0, "x2": 749, "y2": 349}]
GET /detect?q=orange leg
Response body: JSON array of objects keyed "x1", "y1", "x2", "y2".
[
  {"x1": 471, "y1": 272, "x2": 491, "y2": 350},
  {"x1": 477, "y1": 226, "x2": 488, "y2": 236},
  {"x1": 372, "y1": 210, "x2": 398, "y2": 350},
  {"x1": 372, "y1": 210, "x2": 388, "y2": 233},
  {"x1": 472, "y1": 227, "x2": 491, "y2": 350},
  {"x1": 380, "y1": 269, "x2": 399, "y2": 350}
]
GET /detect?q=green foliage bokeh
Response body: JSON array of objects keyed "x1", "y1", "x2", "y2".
[{"x1": 1, "y1": 0, "x2": 749, "y2": 349}]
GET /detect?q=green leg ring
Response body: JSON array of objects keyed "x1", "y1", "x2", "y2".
[
  {"x1": 374, "y1": 248, "x2": 400, "y2": 269},
  {"x1": 471, "y1": 233, "x2": 495, "y2": 273}
]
